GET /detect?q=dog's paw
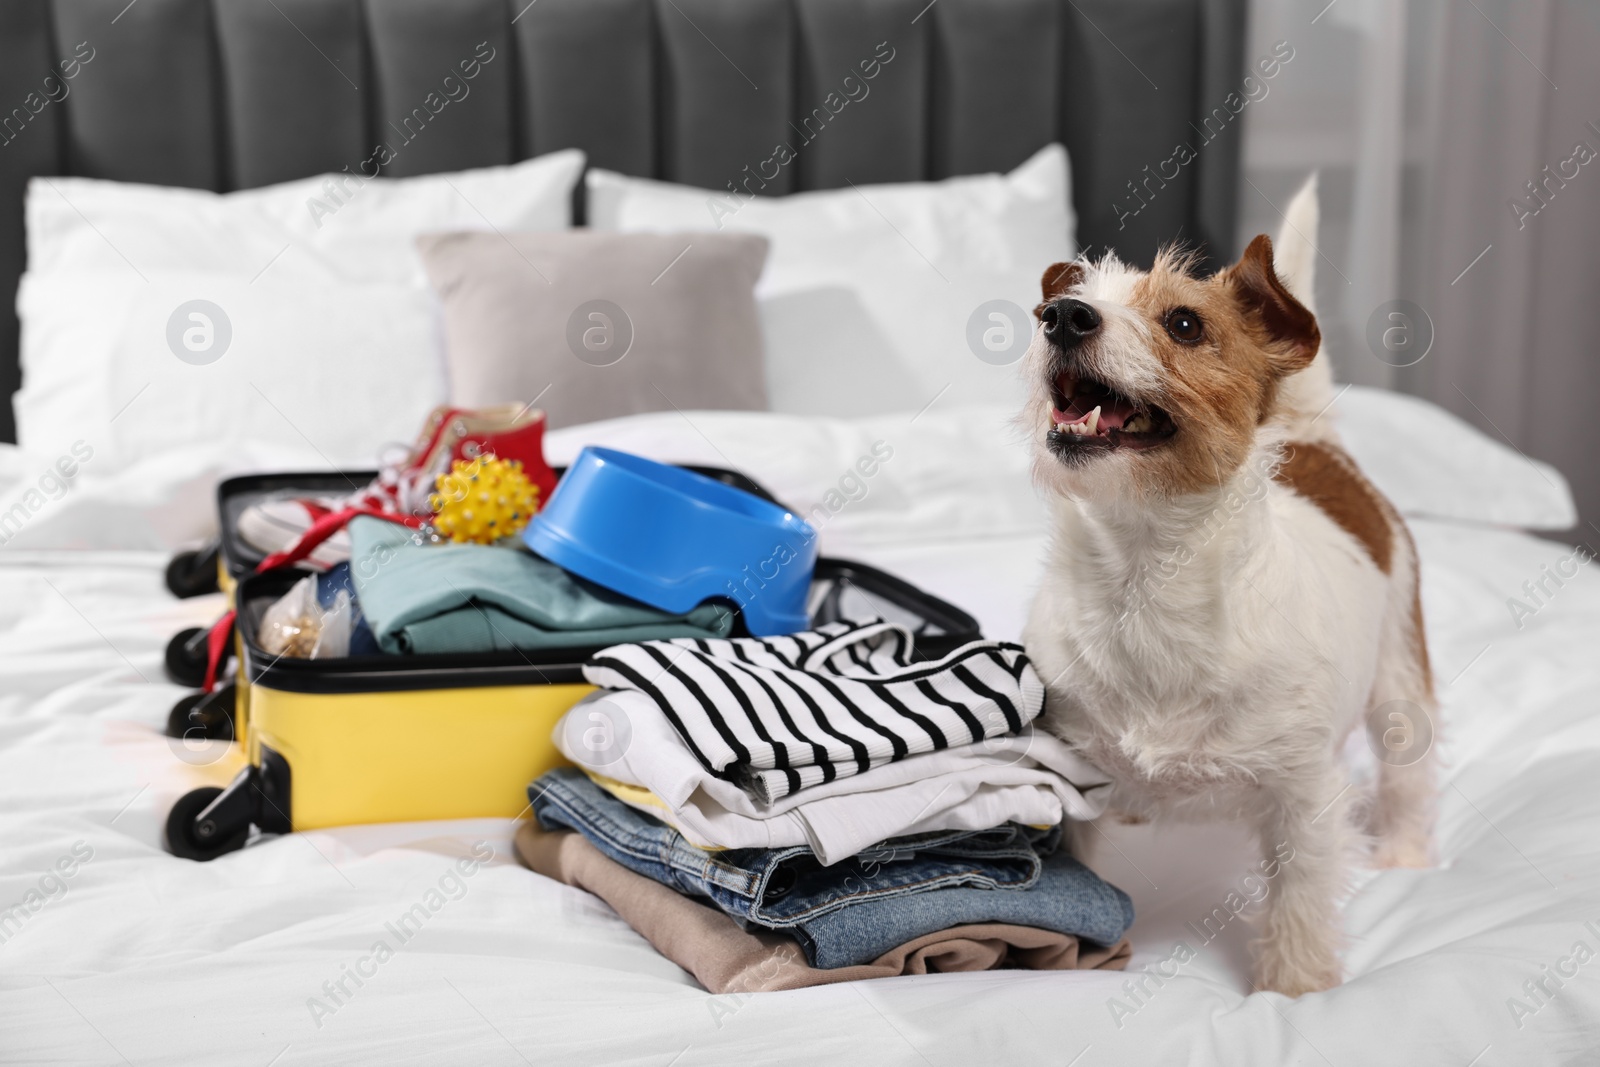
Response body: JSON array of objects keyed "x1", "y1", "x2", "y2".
[
  {"x1": 1372, "y1": 832, "x2": 1434, "y2": 869},
  {"x1": 1252, "y1": 952, "x2": 1343, "y2": 998}
]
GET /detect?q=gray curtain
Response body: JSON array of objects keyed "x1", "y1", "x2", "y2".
[{"x1": 1238, "y1": 0, "x2": 1599, "y2": 537}]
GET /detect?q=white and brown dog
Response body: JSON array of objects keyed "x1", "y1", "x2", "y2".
[{"x1": 1022, "y1": 180, "x2": 1436, "y2": 996}]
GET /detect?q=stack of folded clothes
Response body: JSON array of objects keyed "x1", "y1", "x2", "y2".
[{"x1": 517, "y1": 620, "x2": 1136, "y2": 993}]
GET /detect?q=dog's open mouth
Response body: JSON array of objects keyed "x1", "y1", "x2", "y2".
[{"x1": 1047, "y1": 371, "x2": 1176, "y2": 454}]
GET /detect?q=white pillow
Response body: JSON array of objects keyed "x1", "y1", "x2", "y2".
[
  {"x1": 1336, "y1": 385, "x2": 1576, "y2": 530},
  {"x1": 15, "y1": 149, "x2": 585, "y2": 468},
  {"x1": 586, "y1": 144, "x2": 1074, "y2": 418},
  {"x1": 24, "y1": 149, "x2": 585, "y2": 284}
]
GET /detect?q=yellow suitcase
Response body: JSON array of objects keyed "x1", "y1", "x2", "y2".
[{"x1": 163, "y1": 474, "x2": 980, "y2": 861}]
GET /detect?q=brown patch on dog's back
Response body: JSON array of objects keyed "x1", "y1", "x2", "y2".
[
  {"x1": 1274, "y1": 441, "x2": 1394, "y2": 573},
  {"x1": 1278, "y1": 440, "x2": 1433, "y2": 691}
]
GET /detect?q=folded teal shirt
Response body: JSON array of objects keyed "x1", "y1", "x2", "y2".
[{"x1": 348, "y1": 517, "x2": 736, "y2": 655}]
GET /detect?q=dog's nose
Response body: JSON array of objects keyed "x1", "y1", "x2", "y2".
[{"x1": 1041, "y1": 298, "x2": 1101, "y2": 346}]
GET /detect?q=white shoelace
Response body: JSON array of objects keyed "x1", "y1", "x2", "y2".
[{"x1": 335, "y1": 442, "x2": 438, "y2": 517}]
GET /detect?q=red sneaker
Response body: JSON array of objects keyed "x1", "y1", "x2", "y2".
[{"x1": 236, "y1": 404, "x2": 557, "y2": 568}]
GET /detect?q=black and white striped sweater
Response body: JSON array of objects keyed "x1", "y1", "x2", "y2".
[{"x1": 582, "y1": 619, "x2": 1045, "y2": 804}]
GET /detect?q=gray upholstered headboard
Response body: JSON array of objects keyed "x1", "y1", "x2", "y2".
[{"x1": 0, "y1": 0, "x2": 1247, "y2": 443}]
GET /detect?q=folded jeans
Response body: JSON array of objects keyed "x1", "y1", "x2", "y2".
[
  {"x1": 529, "y1": 768, "x2": 1048, "y2": 928},
  {"x1": 791, "y1": 841, "x2": 1136, "y2": 968},
  {"x1": 528, "y1": 769, "x2": 1134, "y2": 967},
  {"x1": 513, "y1": 822, "x2": 1133, "y2": 992}
]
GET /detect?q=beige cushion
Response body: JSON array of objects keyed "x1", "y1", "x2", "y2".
[{"x1": 418, "y1": 230, "x2": 770, "y2": 429}]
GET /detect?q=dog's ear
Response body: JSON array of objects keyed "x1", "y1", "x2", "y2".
[
  {"x1": 1040, "y1": 261, "x2": 1084, "y2": 301},
  {"x1": 1227, "y1": 234, "x2": 1320, "y2": 374}
]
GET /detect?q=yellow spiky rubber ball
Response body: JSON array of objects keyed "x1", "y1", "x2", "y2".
[{"x1": 429, "y1": 454, "x2": 540, "y2": 544}]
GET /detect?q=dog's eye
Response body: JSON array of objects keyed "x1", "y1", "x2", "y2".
[{"x1": 1165, "y1": 308, "x2": 1204, "y2": 344}]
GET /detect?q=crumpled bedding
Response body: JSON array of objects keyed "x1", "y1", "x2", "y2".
[{"x1": 1, "y1": 400, "x2": 1595, "y2": 1064}]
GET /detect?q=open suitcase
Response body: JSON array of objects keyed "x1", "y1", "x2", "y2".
[
  {"x1": 161, "y1": 470, "x2": 385, "y2": 742},
  {"x1": 160, "y1": 464, "x2": 799, "y2": 739},
  {"x1": 163, "y1": 469, "x2": 982, "y2": 861}
]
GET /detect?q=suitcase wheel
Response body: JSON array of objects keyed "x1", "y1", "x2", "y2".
[
  {"x1": 165, "y1": 685, "x2": 237, "y2": 743},
  {"x1": 164, "y1": 626, "x2": 225, "y2": 688},
  {"x1": 164, "y1": 755, "x2": 290, "y2": 861},
  {"x1": 164, "y1": 786, "x2": 250, "y2": 861},
  {"x1": 165, "y1": 544, "x2": 221, "y2": 599}
]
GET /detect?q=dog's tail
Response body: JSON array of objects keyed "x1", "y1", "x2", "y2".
[{"x1": 1271, "y1": 174, "x2": 1340, "y2": 444}]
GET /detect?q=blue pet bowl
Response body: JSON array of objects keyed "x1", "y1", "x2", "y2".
[{"x1": 523, "y1": 447, "x2": 817, "y2": 637}]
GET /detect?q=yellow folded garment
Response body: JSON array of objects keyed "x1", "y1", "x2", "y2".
[{"x1": 580, "y1": 769, "x2": 727, "y2": 851}]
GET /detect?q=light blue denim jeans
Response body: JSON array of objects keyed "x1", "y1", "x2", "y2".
[
  {"x1": 792, "y1": 845, "x2": 1135, "y2": 967},
  {"x1": 528, "y1": 769, "x2": 1133, "y2": 966}
]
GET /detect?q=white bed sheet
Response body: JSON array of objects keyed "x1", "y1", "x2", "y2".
[{"x1": 2, "y1": 415, "x2": 1598, "y2": 1064}]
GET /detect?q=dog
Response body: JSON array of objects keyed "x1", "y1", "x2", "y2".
[{"x1": 1020, "y1": 178, "x2": 1437, "y2": 996}]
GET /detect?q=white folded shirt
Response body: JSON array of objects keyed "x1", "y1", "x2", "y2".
[{"x1": 553, "y1": 690, "x2": 1113, "y2": 866}]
